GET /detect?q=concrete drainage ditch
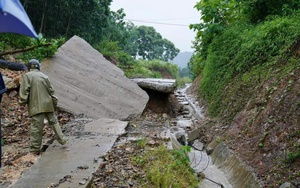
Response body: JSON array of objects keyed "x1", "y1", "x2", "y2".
[{"x1": 168, "y1": 84, "x2": 263, "y2": 188}]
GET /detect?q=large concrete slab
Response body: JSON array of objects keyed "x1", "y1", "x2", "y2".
[
  {"x1": 41, "y1": 35, "x2": 149, "y2": 120},
  {"x1": 11, "y1": 118, "x2": 128, "y2": 188},
  {"x1": 131, "y1": 78, "x2": 176, "y2": 93}
]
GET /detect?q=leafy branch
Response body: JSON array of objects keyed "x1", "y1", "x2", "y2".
[{"x1": 0, "y1": 43, "x2": 51, "y2": 57}]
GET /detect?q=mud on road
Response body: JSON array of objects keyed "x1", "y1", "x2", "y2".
[{"x1": 0, "y1": 81, "x2": 182, "y2": 187}]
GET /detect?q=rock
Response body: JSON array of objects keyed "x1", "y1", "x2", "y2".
[
  {"x1": 176, "y1": 119, "x2": 193, "y2": 129},
  {"x1": 192, "y1": 139, "x2": 204, "y2": 151},
  {"x1": 41, "y1": 35, "x2": 149, "y2": 120},
  {"x1": 206, "y1": 139, "x2": 219, "y2": 155},
  {"x1": 3, "y1": 76, "x2": 17, "y2": 90},
  {"x1": 197, "y1": 172, "x2": 206, "y2": 179},
  {"x1": 128, "y1": 181, "x2": 134, "y2": 186},
  {"x1": 131, "y1": 78, "x2": 176, "y2": 93},
  {"x1": 279, "y1": 182, "x2": 296, "y2": 188},
  {"x1": 162, "y1": 113, "x2": 168, "y2": 118}
]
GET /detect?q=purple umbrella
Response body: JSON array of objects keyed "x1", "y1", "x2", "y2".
[{"x1": 0, "y1": 0, "x2": 38, "y2": 38}]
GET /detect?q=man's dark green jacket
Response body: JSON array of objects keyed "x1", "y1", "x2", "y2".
[{"x1": 19, "y1": 69, "x2": 58, "y2": 117}]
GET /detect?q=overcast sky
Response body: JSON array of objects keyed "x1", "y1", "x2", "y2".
[{"x1": 110, "y1": 0, "x2": 200, "y2": 52}]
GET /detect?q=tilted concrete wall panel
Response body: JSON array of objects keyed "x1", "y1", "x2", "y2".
[{"x1": 41, "y1": 35, "x2": 149, "y2": 120}]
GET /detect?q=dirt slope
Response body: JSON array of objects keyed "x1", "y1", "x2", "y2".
[
  {"x1": 188, "y1": 65, "x2": 300, "y2": 187},
  {"x1": 0, "y1": 68, "x2": 72, "y2": 185}
]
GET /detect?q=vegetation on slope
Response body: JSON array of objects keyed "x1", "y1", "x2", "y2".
[
  {"x1": 199, "y1": 15, "x2": 300, "y2": 117},
  {"x1": 189, "y1": 0, "x2": 300, "y2": 186}
]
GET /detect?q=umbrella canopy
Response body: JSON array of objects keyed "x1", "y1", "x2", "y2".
[{"x1": 0, "y1": 0, "x2": 38, "y2": 38}]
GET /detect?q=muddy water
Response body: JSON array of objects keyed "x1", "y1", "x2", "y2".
[{"x1": 169, "y1": 84, "x2": 232, "y2": 188}]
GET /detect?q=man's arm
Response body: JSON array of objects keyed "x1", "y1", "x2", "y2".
[
  {"x1": 19, "y1": 74, "x2": 30, "y2": 105},
  {"x1": 46, "y1": 78, "x2": 58, "y2": 108}
]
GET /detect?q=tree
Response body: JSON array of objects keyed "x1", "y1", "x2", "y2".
[
  {"x1": 246, "y1": 0, "x2": 300, "y2": 23},
  {"x1": 189, "y1": 0, "x2": 249, "y2": 77},
  {"x1": 124, "y1": 25, "x2": 179, "y2": 61},
  {"x1": 103, "y1": 8, "x2": 129, "y2": 49},
  {"x1": 179, "y1": 67, "x2": 191, "y2": 78},
  {"x1": 20, "y1": 0, "x2": 113, "y2": 45}
]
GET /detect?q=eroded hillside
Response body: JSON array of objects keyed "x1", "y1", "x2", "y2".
[{"x1": 190, "y1": 54, "x2": 300, "y2": 187}]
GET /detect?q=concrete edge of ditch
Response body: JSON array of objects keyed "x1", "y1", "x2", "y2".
[
  {"x1": 171, "y1": 125, "x2": 263, "y2": 188},
  {"x1": 182, "y1": 91, "x2": 264, "y2": 188},
  {"x1": 207, "y1": 140, "x2": 263, "y2": 188}
]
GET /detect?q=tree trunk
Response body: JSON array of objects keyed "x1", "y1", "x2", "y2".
[
  {"x1": 39, "y1": 0, "x2": 48, "y2": 34},
  {"x1": 65, "y1": 11, "x2": 73, "y2": 37}
]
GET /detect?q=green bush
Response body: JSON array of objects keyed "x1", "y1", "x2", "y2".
[
  {"x1": 133, "y1": 146, "x2": 198, "y2": 188},
  {"x1": 176, "y1": 77, "x2": 192, "y2": 88},
  {"x1": 0, "y1": 34, "x2": 64, "y2": 62},
  {"x1": 125, "y1": 59, "x2": 179, "y2": 79},
  {"x1": 285, "y1": 149, "x2": 300, "y2": 163},
  {"x1": 198, "y1": 13, "x2": 300, "y2": 116}
]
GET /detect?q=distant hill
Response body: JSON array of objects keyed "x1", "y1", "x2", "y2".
[{"x1": 171, "y1": 52, "x2": 193, "y2": 68}]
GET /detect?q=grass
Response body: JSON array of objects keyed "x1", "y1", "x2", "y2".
[
  {"x1": 192, "y1": 13, "x2": 300, "y2": 118},
  {"x1": 125, "y1": 59, "x2": 179, "y2": 79},
  {"x1": 285, "y1": 149, "x2": 300, "y2": 163},
  {"x1": 132, "y1": 145, "x2": 199, "y2": 188}
]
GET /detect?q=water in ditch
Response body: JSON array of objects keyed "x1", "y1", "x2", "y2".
[{"x1": 169, "y1": 84, "x2": 232, "y2": 188}]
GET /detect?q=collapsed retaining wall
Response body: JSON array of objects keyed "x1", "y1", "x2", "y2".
[{"x1": 41, "y1": 35, "x2": 149, "y2": 120}]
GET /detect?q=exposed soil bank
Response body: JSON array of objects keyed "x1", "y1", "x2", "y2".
[{"x1": 187, "y1": 66, "x2": 300, "y2": 187}]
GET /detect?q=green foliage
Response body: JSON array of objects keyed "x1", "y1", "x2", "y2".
[
  {"x1": 179, "y1": 66, "x2": 191, "y2": 78},
  {"x1": 103, "y1": 8, "x2": 130, "y2": 48},
  {"x1": 125, "y1": 59, "x2": 179, "y2": 79},
  {"x1": 176, "y1": 77, "x2": 192, "y2": 88},
  {"x1": 0, "y1": 34, "x2": 64, "y2": 62},
  {"x1": 177, "y1": 66, "x2": 192, "y2": 88},
  {"x1": 94, "y1": 40, "x2": 134, "y2": 66},
  {"x1": 133, "y1": 145, "x2": 198, "y2": 188},
  {"x1": 124, "y1": 25, "x2": 179, "y2": 61},
  {"x1": 19, "y1": 37, "x2": 65, "y2": 62},
  {"x1": 190, "y1": 0, "x2": 300, "y2": 79},
  {"x1": 0, "y1": 34, "x2": 32, "y2": 50},
  {"x1": 247, "y1": 0, "x2": 300, "y2": 23},
  {"x1": 190, "y1": 0, "x2": 248, "y2": 55},
  {"x1": 285, "y1": 149, "x2": 300, "y2": 163},
  {"x1": 192, "y1": 0, "x2": 246, "y2": 27},
  {"x1": 95, "y1": 40, "x2": 121, "y2": 57},
  {"x1": 188, "y1": 53, "x2": 205, "y2": 80},
  {"x1": 195, "y1": 13, "x2": 300, "y2": 116},
  {"x1": 16, "y1": 1, "x2": 180, "y2": 70},
  {"x1": 117, "y1": 52, "x2": 135, "y2": 66},
  {"x1": 172, "y1": 146, "x2": 191, "y2": 165},
  {"x1": 21, "y1": 0, "x2": 112, "y2": 46}
]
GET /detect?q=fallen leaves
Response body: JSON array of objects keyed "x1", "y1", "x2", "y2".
[
  {"x1": 1, "y1": 152, "x2": 40, "y2": 183},
  {"x1": 0, "y1": 68, "x2": 73, "y2": 185}
]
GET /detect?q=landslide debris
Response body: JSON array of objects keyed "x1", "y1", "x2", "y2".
[{"x1": 0, "y1": 68, "x2": 72, "y2": 185}]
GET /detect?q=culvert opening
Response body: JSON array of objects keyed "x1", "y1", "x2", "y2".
[{"x1": 142, "y1": 88, "x2": 180, "y2": 117}]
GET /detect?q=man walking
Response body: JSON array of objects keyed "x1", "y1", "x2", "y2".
[{"x1": 19, "y1": 59, "x2": 67, "y2": 155}]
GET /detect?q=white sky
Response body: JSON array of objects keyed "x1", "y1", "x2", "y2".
[{"x1": 110, "y1": 0, "x2": 200, "y2": 52}]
